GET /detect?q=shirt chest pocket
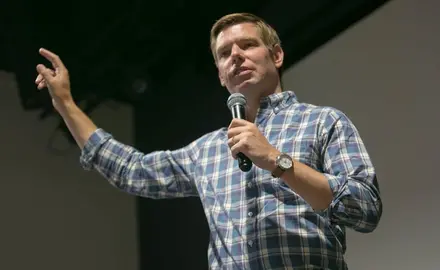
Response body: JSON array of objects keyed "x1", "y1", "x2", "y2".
[{"x1": 267, "y1": 126, "x2": 322, "y2": 171}]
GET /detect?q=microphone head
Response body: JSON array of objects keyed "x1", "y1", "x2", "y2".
[{"x1": 227, "y1": 93, "x2": 247, "y2": 110}]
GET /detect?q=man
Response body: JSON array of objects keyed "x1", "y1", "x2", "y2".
[{"x1": 35, "y1": 12, "x2": 382, "y2": 270}]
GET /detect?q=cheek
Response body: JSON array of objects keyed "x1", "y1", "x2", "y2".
[
  {"x1": 259, "y1": 57, "x2": 277, "y2": 74},
  {"x1": 221, "y1": 67, "x2": 233, "y2": 83},
  {"x1": 221, "y1": 71, "x2": 231, "y2": 84},
  {"x1": 219, "y1": 63, "x2": 229, "y2": 77},
  {"x1": 251, "y1": 57, "x2": 269, "y2": 72}
]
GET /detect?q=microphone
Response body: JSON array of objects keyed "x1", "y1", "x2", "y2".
[{"x1": 227, "y1": 93, "x2": 253, "y2": 172}]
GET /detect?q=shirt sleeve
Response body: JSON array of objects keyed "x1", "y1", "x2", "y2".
[
  {"x1": 79, "y1": 128, "x2": 199, "y2": 199},
  {"x1": 320, "y1": 109, "x2": 383, "y2": 233}
]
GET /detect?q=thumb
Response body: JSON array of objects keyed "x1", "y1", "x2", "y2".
[{"x1": 36, "y1": 64, "x2": 54, "y2": 81}]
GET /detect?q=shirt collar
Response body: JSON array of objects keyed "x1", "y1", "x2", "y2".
[{"x1": 259, "y1": 90, "x2": 297, "y2": 114}]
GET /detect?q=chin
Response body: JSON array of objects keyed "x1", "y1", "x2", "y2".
[{"x1": 233, "y1": 80, "x2": 263, "y2": 95}]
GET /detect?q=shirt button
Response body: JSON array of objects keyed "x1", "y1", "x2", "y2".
[
  {"x1": 248, "y1": 240, "x2": 253, "y2": 247},
  {"x1": 248, "y1": 212, "x2": 253, "y2": 217}
]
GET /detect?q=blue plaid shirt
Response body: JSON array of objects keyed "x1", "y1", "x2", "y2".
[{"x1": 80, "y1": 91, "x2": 382, "y2": 270}]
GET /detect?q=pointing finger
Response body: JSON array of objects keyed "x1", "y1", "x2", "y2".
[{"x1": 39, "y1": 48, "x2": 66, "y2": 72}]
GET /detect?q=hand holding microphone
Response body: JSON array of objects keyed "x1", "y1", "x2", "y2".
[
  {"x1": 227, "y1": 93, "x2": 282, "y2": 173},
  {"x1": 227, "y1": 93, "x2": 253, "y2": 172}
]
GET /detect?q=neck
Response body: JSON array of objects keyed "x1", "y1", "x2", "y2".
[{"x1": 245, "y1": 82, "x2": 282, "y2": 122}]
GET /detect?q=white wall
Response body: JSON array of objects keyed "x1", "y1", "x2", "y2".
[
  {"x1": 0, "y1": 71, "x2": 138, "y2": 270},
  {"x1": 282, "y1": 0, "x2": 440, "y2": 269}
]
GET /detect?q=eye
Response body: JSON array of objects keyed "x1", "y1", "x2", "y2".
[
  {"x1": 243, "y1": 41, "x2": 256, "y2": 49},
  {"x1": 219, "y1": 50, "x2": 230, "y2": 59}
]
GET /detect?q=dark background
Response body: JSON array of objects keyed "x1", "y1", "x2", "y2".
[{"x1": 0, "y1": 0, "x2": 389, "y2": 269}]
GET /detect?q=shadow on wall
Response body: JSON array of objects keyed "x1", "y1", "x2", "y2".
[{"x1": 0, "y1": 71, "x2": 139, "y2": 270}]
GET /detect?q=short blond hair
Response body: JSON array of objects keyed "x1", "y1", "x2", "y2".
[{"x1": 210, "y1": 13, "x2": 281, "y2": 62}]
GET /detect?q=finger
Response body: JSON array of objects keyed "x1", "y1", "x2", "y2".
[
  {"x1": 227, "y1": 136, "x2": 236, "y2": 149},
  {"x1": 39, "y1": 48, "x2": 66, "y2": 72},
  {"x1": 37, "y1": 81, "x2": 47, "y2": 90},
  {"x1": 36, "y1": 64, "x2": 55, "y2": 82},
  {"x1": 35, "y1": 74, "x2": 43, "y2": 84},
  {"x1": 230, "y1": 141, "x2": 246, "y2": 159},
  {"x1": 228, "y1": 132, "x2": 250, "y2": 159},
  {"x1": 35, "y1": 69, "x2": 55, "y2": 84},
  {"x1": 227, "y1": 132, "x2": 250, "y2": 149},
  {"x1": 227, "y1": 126, "x2": 248, "y2": 139},
  {"x1": 228, "y1": 118, "x2": 249, "y2": 129},
  {"x1": 228, "y1": 134, "x2": 239, "y2": 149}
]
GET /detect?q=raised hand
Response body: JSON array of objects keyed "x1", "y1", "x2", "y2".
[{"x1": 35, "y1": 48, "x2": 73, "y2": 110}]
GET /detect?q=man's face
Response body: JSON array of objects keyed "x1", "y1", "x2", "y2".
[{"x1": 215, "y1": 22, "x2": 283, "y2": 96}]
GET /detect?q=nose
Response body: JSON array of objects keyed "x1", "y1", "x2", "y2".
[{"x1": 230, "y1": 44, "x2": 244, "y2": 63}]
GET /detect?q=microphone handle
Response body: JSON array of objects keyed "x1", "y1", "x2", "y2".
[
  {"x1": 231, "y1": 104, "x2": 253, "y2": 172},
  {"x1": 237, "y1": 152, "x2": 252, "y2": 172}
]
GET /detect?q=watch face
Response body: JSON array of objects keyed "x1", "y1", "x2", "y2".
[{"x1": 279, "y1": 154, "x2": 293, "y2": 169}]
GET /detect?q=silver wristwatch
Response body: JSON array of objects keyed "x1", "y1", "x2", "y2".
[{"x1": 271, "y1": 153, "x2": 293, "y2": 178}]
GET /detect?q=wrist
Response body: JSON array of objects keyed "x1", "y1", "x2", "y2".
[
  {"x1": 270, "y1": 151, "x2": 294, "y2": 178},
  {"x1": 54, "y1": 98, "x2": 76, "y2": 114},
  {"x1": 267, "y1": 148, "x2": 281, "y2": 172}
]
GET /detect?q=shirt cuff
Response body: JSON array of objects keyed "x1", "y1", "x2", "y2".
[
  {"x1": 79, "y1": 128, "x2": 112, "y2": 170},
  {"x1": 326, "y1": 174, "x2": 343, "y2": 195},
  {"x1": 324, "y1": 173, "x2": 349, "y2": 218}
]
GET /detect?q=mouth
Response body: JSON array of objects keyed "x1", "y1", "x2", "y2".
[{"x1": 234, "y1": 67, "x2": 252, "y2": 76}]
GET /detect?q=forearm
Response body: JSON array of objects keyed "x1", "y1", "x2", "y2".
[
  {"x1": 80, "y1": 129, "x2": 199, "y2": 199},
  {"x1": 56, "y1": 100, "x2": 98, "y2": 149},
  {"x1": 277, "y1": 160, "x2": 381, "y2": 232},
  {"x1": 278, "y1": 159, "x2": 333, "y2": 211},
  {"x1": 325, "y1": 173, "x2": 382, "y2": 232}
]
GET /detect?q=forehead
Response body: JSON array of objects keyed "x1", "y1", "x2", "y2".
[{"x1": 215, "y1": 22, "x2": 261, "y2": 50}]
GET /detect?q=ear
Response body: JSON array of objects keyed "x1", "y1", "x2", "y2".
[{"x1": 271, "y1": 44, "x2": 284, "y2": 69}]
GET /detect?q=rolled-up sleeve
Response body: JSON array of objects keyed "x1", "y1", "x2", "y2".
[
  {"x1": 321, "y1": 110, "x2": 383, "y2": 233},
  {"x1": 80, "y1": 128, "x2": 199, "y2": 199}
]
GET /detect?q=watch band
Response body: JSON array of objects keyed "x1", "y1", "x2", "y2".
[
  {"x1": 271, "y1": 153, "x2": 293, "y2": 178},
  {"x1": 271, "y1": 166, "x2": 285, "y2": 178}
]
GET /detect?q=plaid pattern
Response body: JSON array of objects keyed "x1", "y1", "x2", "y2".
[{"x1": 80, "y1": 91, "x2": 382, "y2": 269}]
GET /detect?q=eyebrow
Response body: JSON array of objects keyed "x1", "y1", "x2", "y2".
[{"x1": 216, "y1": 37, "x2": 259, "y2": 54}]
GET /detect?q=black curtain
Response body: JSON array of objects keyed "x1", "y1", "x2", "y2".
[{"x1": 133, "y1": 64, "x2": 230, "y2": 269}]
